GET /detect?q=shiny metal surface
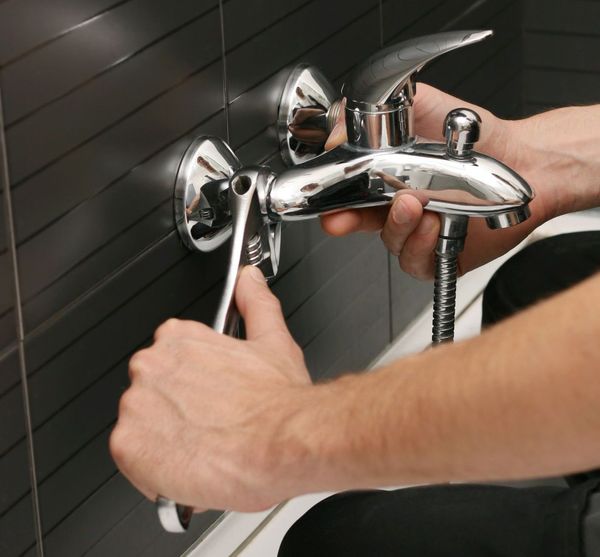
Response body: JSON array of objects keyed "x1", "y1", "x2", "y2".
[
  {"x1": 433, "y1": 254, "x2": 459, "y2": 344},
  {"x1": 345, "y1": 96, "x2": 414, "y2": 150},
  {"x1": 174, "y1": 136, "x2": 241, "y2": 252},
  {"x1": 278, "y1": 64, "x2": 339, "y2": 166},
  {"x1": 266, "y1": 142, "x2": 534, "y2": 221},
  {"x1": 163, "y1": 159, "x2": 281, "y2": 533},
  {"x1": 156, "y1": 496, "x2": 193, "y2": 533},
  {"x1": 444, "y1": 108, "x2": 482, "y2": 159},
  {"x1": 213, "y1": 166, "x2": 281, "y2": 335},
  {"x1": 433, "y1": 214, "x2": 468, "y2": 344},
  {"x1": 278, "y1": 31, "x2": 492, "y2": 156},
  {"x1": 342, "y1": 30, "x2": 493, "y2": 149},
  {"x1": 277, "y1": 31, "x2": 493, "y2": 157},
  {"x1": 342, "y1": 30, "x2": 493, "y2": 109},
  {"x1": 486, "y1": 205, "x2": 531, "y2": 229}
]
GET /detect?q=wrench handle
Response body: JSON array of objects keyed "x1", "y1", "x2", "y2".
[{"x1": 156, "y1": 172, "x2": 258, "y2": 532}]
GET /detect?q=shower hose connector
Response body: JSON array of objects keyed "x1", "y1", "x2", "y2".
[{"x1": 432, "y1": 214, "x2": 469, "y2": 344}]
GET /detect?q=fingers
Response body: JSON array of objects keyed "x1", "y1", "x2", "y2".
[
  {"x1": 154, "y1": 318, "x2": 211, "y2": 342},
  {"x1": 380, "y1": 195, "x2": 425, "y2": 255},
  {"x1": 397, "y1": 211, "x2": 440, "y2": 280},
  {"x1": 378, "y1": 195, "x2": 440, "y2": 279},
  {"x1": 235, "y1": 266, "x2": 292, "y2": 344},
  {"x1": 320, "y1": 206, "x2": 389, "y2": 236}
]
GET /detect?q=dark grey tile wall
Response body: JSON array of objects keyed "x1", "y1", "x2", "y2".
[
  {"x1": 1, "y1": 115, "x2": 38, "y2": 554},
  {"x1": 523, "y1": 0, "x2": 600, "y2": 115},
  {"x1": 0, "y1": 1, "x2": 525, "y2": 555}
]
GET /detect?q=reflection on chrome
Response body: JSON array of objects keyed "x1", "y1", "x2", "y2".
[{"x1": 266, "y1": 141, "x2": 533, "y2": 228}]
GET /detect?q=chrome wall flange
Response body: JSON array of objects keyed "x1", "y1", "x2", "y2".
[
  {"x1": 278, "y1": 64, "x2": 340, "y2": 166},
  {"x1": 174, "y1": 136, "x2": 242, "y2": 252}
]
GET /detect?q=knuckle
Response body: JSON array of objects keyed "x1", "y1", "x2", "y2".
[
  {"x1": 128, "y1": 350, "x2": 152, "y2": 381},
  {"x1": 288, "y1": 342, "x2": 305, "y2": 363},
  {"x1": 259, "y1": 290, "x2": 282, "y2": 312},
  {"x1": 188, "y1": 321, "x2": 211, "y2": 337},
  {"x1": 277, "y1": 333, "x2": 301, "y2": 357},
  {"x1": 155, "y1": 318, "x2": 180, "y2": 339},
  {"x1": 110, "y1": 426, "x2": 138, "y2": 469},
  {"x1": 269, "y1": 295, "x2": 283, "y2": 313},
  {"x1": 118, "y1": 388, "x2": 141, "y2": 416},
  {"x1": 109, "y1": 425, "x2": 139, "y2": 471},
  {"x1": 128, "y1": 350, "x2": 146, "y2": 369},
  {"x1": 109, "y1": 426, "x2": 128, "y2": 463}
]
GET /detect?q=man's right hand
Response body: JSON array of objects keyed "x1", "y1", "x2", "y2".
[{"x1": 321, "y1": 84, "x2": 563, "y2": 280}]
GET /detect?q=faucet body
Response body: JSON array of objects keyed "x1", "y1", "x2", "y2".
[
  {"x1": 265, "y1": 142, "x2": 532, "y2": 227},
  {"x1": 273, "y1": 30, "x2": 533, "y2": 227}
]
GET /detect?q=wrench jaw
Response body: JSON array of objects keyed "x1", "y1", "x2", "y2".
[
  {"x1": 230, "y1": 167, "x2": 281, "y2": 280},
  {"x1": 173, "y1": 135, "x2": 282, "y2": 278}
]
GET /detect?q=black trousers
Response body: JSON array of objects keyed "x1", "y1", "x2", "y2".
[{"x1": 279, "y1": 232, "x2": 600, "y2": 557}]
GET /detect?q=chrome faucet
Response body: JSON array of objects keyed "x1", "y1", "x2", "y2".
[{"x1": 159, "y1": 29, "x2": 534, "y2": 533}]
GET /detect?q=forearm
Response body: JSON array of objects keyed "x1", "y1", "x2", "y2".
[
  {"x1": 281, "y1": 271, "x2": 600, "y2": 495},
  {"x1": 509, "y1": 105, "x2": 600, "y2": 217}
]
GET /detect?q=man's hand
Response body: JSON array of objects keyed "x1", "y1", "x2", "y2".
[
  {"x1": 321, "y1": 84, "x2": 555, "y2": 279},
  {"x1": 110, "y1": 266, "x2": 311, "y2": 512}
]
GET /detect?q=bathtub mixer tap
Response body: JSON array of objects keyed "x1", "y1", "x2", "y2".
[{"x1": 158, "y1": 29, "x2": 534, "y2": 532}]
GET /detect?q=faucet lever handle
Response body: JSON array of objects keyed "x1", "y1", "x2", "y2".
[{"x1": 342, "y1": 30, "x2": 493, "y2": 109}]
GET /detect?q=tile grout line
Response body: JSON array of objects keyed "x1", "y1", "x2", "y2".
[
  {"x1": 0, "y1": 90, "x2": 45, "y2": 555},
  {"x1": 381, "y1": 0, "x2": 393, "y2": 344},
  {"x1": 0, "y1": 0, "x2": 132, "y2": 70},
  {"x1": 519, "y1": 0, "x2": 525, "y2": 118},
  {"x1": 5, "y1": 3, "x2": 219, "y2": 131},
  {"x1": 378, "y1": 0, "x2": 384, "y2": 47},
  {"x1": 381, "y1": 0, "x2": 391, "y2": 341},
  {"x1": 219, "y1": 0, "x2": 231, "y2": 144}
]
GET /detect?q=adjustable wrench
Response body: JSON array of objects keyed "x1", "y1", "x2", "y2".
[{"x1": 156, "y1": 167, "x2": 280, "y2": 533}]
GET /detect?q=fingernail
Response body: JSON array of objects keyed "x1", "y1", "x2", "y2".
[
  {"x1": 391, "y1": 199, "x2": 411, "y2": 225},
  {"x1": 247, "y1": 265, "x2": 265, "y2": 283}
]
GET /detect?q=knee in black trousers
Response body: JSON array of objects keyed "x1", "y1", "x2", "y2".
[{"x1": 278, "y1": 482, "x2": 599, "y2": 557}]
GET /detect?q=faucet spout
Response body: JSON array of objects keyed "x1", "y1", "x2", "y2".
[{"x1": 266, "y1": 143, "x2": 534, "y2": 225}]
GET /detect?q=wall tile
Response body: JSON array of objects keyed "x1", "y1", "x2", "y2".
[{"x1": 0, "y1": 138, "x2": 38, "y2": 557}]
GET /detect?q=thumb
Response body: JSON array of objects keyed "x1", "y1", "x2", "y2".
[{"x1": 235, "y1": 266, "x2": 291, "y2": 342}]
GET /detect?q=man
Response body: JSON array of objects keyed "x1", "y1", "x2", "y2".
[{"x1": 110, "y1": 84, "x2": 600, "y2": 555}]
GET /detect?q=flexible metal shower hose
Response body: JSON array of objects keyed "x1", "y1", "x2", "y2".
[{"x1": 432, "y1": 253, "x2": 458, "y2": 344}]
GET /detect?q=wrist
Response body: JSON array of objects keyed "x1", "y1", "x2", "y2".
[
  {"x1": 505, "y1": 108, "x2": 600, "y2": 218},
  {"x1": 484, "y1": 117, "x2": 558, "y2": 224},
  {"x1": 262, "y1": 375, "x2": 374, "y2": 499}
]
